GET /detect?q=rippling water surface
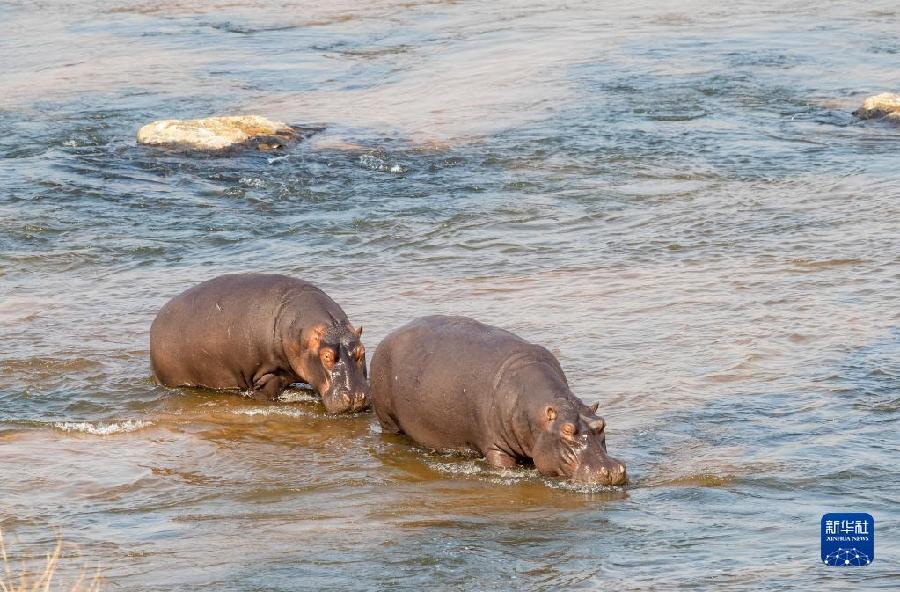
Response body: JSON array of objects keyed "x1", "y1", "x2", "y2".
[{"x1": 1, "y1": 1, "x2": 898, "y2": 589}]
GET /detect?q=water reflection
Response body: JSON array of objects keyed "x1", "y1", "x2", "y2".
[{"x1": 1, "y1": 0, "x2": 898, "y2": 589}]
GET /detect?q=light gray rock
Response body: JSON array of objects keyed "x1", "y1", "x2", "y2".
[
  {"x1": 854, "y1": 93, "x2": 900, "y2": 122},
  {"x1": 136, "y1": 115, "x2": 299, "y2": 151}
]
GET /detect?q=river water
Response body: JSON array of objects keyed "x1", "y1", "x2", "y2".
[{"x1": 1, "y1": 1, "x2": 898, "y2": 590}]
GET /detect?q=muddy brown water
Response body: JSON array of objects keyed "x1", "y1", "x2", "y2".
[{"x1": 1, "y1": 1, "x2": 898, "y2": 590}]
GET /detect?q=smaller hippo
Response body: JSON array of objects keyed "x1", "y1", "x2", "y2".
[
  {"x1": 370, "y1": 315, "x2": 626, "y2": 485},
  {"x1": 150, "y1": 274, "x2": 368, "y2": 413}
]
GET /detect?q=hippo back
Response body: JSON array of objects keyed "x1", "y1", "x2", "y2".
[
  {"x1": 150, "y1": 273, "x2": 344, "y2": 390},
  {"x1": 370, "y1": 315, "x2": 561, "y2": 453}
]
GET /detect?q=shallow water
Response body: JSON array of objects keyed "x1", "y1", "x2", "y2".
[{"x1": 1, "y1": 0, "x2": 899, "y2": 589}]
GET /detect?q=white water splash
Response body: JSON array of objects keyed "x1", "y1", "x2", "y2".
[
  {"x1": 53, "y1": 419, "x2": 154, "y2": 435},
  {"x1": 230, "y1": 407, "x2": 314, "y2": 418},
  {"x1": 424, "y1": 457, "x2": 537, "y2": 484},
  {"x1": 277, "y1": 390, "x2": 320, "y2": 404},
  {"x1": 424, "y1": 456, "x2": 623, "y2": 492},
  {"x1": 358, "y1": 154, "x2": 406, "y2": 173}
]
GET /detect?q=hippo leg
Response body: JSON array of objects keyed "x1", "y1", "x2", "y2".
[
  {"x1": 375, "y1": 409, "x2": 403, "y2": 434},
  {"x1": 485, "y1": 448, "x2": 517, "y2": 469},
  {"x1": 252, "y1": 373, "x2": 287, "y2": 401}
]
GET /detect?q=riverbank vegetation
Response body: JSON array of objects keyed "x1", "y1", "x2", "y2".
[{"x1": 0, "y1": 530, "x2": 100, "y2": 592}]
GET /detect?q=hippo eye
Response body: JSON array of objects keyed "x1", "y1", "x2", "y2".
[
  {"x1": 561, "y1": 423, "x2": 576, "y2": 437},
  {"x1": 320, "y1": 348, "x2": 336, "y2": 370}
]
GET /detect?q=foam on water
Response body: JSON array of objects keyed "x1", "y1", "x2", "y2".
[
  {"x1": 425, "y1": 457, "x2": 541, "y2": 486},
  {"x1": 229, "y1": 406, "x2": 314, "y2": 418},
  {"x1": 358, "y1": 153, "x2": 407, "y2": 173},
  {"x1": 276, "y1": 390, "x2": 321, "y2": 404},
  {"x1": 52, "y1": 419, "x2": 155, "y2": 435},
  {"x1": 424, "y1": 456, "x2": 627, "y2": 493}
]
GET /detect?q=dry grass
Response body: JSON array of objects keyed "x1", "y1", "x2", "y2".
[{"x1": 0, "y1": 529, "x2": 100, "y2": 592}]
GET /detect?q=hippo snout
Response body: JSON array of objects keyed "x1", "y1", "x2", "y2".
[
  {"x1": 573, "y1": 456, "x2": 627, "y2": 486},
  {"x1": 323, "y1": 390, "x2": 369, "y2": 414}
]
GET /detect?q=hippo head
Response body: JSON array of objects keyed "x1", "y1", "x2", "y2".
[
  {"x1": 286, "y1": 322, "x2": 369, "y2": 413},
  {"x1": 531, "y1": 401, "x2": 626, "y2": 486}
]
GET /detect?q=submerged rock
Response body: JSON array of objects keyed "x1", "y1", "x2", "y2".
[
  {"x1": 853, "y1": 93, "x2": 900, "y2": 122},
  {"x1": 136, "y1": 115, "x2": 308, "y2": 151}
]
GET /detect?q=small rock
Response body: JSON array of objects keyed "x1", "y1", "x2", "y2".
[
  {"x1": 137, "y1": 115, "x2": 302, "y2": 151},
  {"x1": 853, "y1": 92, "x2": 900, "y2": 122}
]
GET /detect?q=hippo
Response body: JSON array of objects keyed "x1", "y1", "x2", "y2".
[
  {"x1": 150, "y1": 273, "x2": 368, "y2": 413},
  {"x1": 370, "y1": 315, "x2": 626, "y2": 485}
]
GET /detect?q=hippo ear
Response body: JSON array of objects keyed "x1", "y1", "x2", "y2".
[
  {"x1": 589, "y1": 401, "x2": 599, "y2": 414},
  {"x1": 587, "y1": 417, "x2": 605, "y2": 432},
  {"x1": 543, "y1": 406, "x2": 557, "y2": 423},
  {"x1": 355, "y1": 325, "x2": 364, "y2": 337}
]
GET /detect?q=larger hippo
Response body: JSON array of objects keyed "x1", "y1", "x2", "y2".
[
  {"x1": 150, "y1": 273, "x2": 368, "y2": 413},
  {"x1": 370, "y1": 315, "x2": 626, "y2": 485}
]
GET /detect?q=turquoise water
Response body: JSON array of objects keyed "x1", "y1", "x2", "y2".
[{"x1": 1, "y1": 1, "x2": 898, "y2": 589}]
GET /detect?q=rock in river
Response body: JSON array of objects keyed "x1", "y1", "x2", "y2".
[
  {"x1": 137, "y1": 115, "x2": 307, "y2": 151},
  {"x1": 853, "y1": 93, "x2": 900, "y2": 122}
]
